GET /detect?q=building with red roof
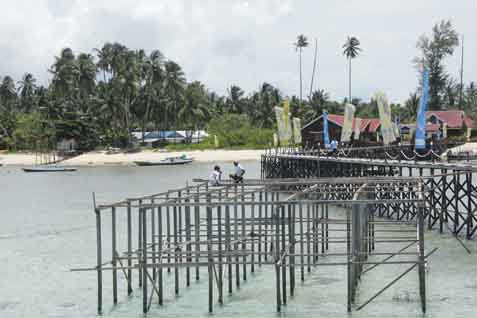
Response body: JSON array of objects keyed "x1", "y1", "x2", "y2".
[
  {"x1": 426, "y1": 110, "x2": 474, "y2": 133},
  {"x1": 301, "y1": 114, "x2": 384, "y2": 146}
]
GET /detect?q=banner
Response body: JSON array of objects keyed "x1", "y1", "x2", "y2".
[
  {"x1": 415, "y1": 68, "x2": 429, "y2": 149},
  {"x1": 292, "y1": 117, "x2": 302, "y2": 145},
  {"x1": 274, "y1": 99, "x2": 292, "y2": 145},
  {"x1": 323, "y1": 111, "x2": 331, "y2": 148},
  {"x1": 354, "y1": 118, "x2": 362, "y2": 140},
  {"x1": 442, "y1": 123, "x2": 447, "y2": 139},
  {"x1": 467, "y1": 127, "x2": 472, "y2": 141},
  {"x1": 393, "y1": 123, "x2": 400, "y2": 139},
  {"x1": 375, "y1": 92, "x2": 395, "y2": 145},
  {"x1": 341, "y1": 103, "x2": 355, "y2": 142}
]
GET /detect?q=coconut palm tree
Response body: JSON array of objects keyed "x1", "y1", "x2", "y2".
[
  {"x1": 18, "y1": 73, "x2": 37, "y2": 113},
  {"x1": 343, "y1": 36, "x2": 362, "y2": 104},
  {"x1": 226, "y1": 85, "x2": 245, "y2": 114},
  {"x1": 294, "y1": 34, "x2": 309, "y2": 109},
  {"x1": 309, "y1": 89, "x2": 329, "y2": 117},
  {"x1": 179, "y1": 81, "x2": 210, "y2": 134},
  {"x1": 164, "y1": 61, "x2": 185, "y2": 129}
]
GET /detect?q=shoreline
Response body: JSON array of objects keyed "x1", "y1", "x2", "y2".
[{"x1": 0, "y1": 149, "x2": 264, "y2": 166}]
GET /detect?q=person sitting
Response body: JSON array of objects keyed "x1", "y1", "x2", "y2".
[
  {"x1": 209, "y1": 165, "x2": 222, "y2": 186},
  {"x1": 229, "y1": 161, "x2": 245, "y2": 183}
]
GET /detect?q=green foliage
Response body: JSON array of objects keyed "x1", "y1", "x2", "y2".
[
  {"x1": 207, "y1": 113, "x2": 273, "y2": 148},
  {"x1": 1, "y1": 28, "x2": 476, "y2": 152},
  {"x1": 415, "y1": 20, "x2": 459, "y2": 109},
  {"x1": 8, "y1": 112, "x2": 49, "y2": 150}
]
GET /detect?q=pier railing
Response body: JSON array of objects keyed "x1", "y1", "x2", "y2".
[{"x1": 262, "y1": 152, "x2": 477, "y2": 240}]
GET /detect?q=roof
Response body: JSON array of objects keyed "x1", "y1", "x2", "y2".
[
  {"x1": 426, "y1": 110, "x2": 475, "y2": 129},
  {"x1": 303, "y1": 114, "x2": 381, "y2": 133}
]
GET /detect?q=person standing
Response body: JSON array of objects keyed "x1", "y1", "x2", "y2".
[
  {"x1": 209, "y1": 165, "x2": 222, "y2": 186},
  {"x1": 229, "y1": 161, "x2": 245, "y2": 183}
]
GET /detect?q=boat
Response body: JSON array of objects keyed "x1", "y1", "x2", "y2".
[
  {"x1": 22, "y1": 166, "x2": 77, "y2": 172},
  {"x1": 135, "y1": 155, "x2": 193, "y2": 166}
]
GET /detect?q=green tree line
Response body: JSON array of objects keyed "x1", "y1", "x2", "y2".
[{"x1": 1, "y1": 20, "x2": 476, "y2": 151}]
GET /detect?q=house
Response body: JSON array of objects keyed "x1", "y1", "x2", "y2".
[
  {"x1": 132, "y1": 130, "x2": 209, "y2": 147},
  {"x1": 400, "y1": 123, "x2": 440, "y2": 140},
  {"x1": 301, "y1": 114, "x2": 382, "y2": 146},
  {"x1": 400, "y1": 110, "x2": 475, "y2": 141},
  {"x1": 176, "y1": 130, "x2": 209, "y2": 144},
  {"x1": 426, "y1": 110, "x2": 474, "y2": 138}
]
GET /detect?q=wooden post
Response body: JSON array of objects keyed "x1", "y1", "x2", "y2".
[
  {"x1": 95, "y1": 208, "x2": 102, "y2": 315},
  {"x1": 111, "y1": 207, "x2": 118, "y2": 304},
  {"x1": 127, "y1": 201, "x2": 133, "y2": 295},
  {"x1": 142, "y1": 208, "x2": 148, "y2": 313}
]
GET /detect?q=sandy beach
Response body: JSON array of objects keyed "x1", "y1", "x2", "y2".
[{"x1": 0, "y1": 149, "x2": 264, "y2": 166}]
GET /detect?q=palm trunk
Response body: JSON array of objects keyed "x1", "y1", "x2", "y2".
[
  {"x1": 299, "y1": 48, "x2": 303, "y2": 109},
  {"x1": 309, "y1": 38, "x2": 318, "y2": 100},
  {"x1": 348, "y1": 57, "x2": 352, "y2": 104}
]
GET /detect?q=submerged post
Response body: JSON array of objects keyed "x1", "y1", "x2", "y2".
[{"x1": 95, "y1": 208, "x2": 102, "y2": 315}]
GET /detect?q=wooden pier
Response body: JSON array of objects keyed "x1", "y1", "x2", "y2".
[
  {"x1": 262, "y1": 148, "x2": 477, "y2": 239},
  {"x1": 74, "y1": 176, "x2": 431, "y2": 315}
]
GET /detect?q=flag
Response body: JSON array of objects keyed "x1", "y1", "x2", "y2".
[
  {"x1": 274, "y1": 99, "x2": 292, "y2": 145},
  {"x1": 292, "y1": 117, "x2": 302, "y2": 144},
  {"x1": 415, "y1": 68, "x2": 429, "y2": 149},
  {"x1": 341, "y1": 103, "x2": 355, "y2": 142},
  {"x1": 375, "y1": 92, "x2": 395, "y2": 145},
  {"x1": 354, "y1": 118, "x2": 362, "y2": 140},
  {"x1": 323, "y1": 111, "x2": 330, "y2": 148}
]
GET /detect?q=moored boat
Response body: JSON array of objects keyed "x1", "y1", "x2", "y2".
[
  {"x1": 22, "y1": 166, "x2": 77, "y2": 172},
  {"x1": 134, "y1": 155, "x2": 193, "y2": 166}
]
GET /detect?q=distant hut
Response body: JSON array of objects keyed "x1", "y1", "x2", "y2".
[{"x1": 301, "y1": 114, "x2": 381, "y2": 147}]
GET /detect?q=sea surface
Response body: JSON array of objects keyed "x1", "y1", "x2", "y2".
[{"x1": 1, "y1": 161, "x2": 476, "y2": 318}]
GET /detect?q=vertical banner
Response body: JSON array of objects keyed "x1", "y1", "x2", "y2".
[
  {"x1": 273, "y1": 133, "x2": 278, "y2": 147},
  {"x1": 442, "y1": 123, "x2": 447, "y2": 139},
  {"x1": 393, "y1": 123, "x2": 400, "y2": 139},
  {"x1": 274, "y1": 99, "x2": 292, "y2": 145},
  {"x1": 415, "y1": 68, "x2": 429, "y2": 149},
  {"x1": 375, "y1": 92, "x2": 396, "y2": 145},
  {"x1": 292, "y1": 117, "x2": 302, "y2": 145},
  {"x1": 341, "y1": 103, "x2": 356, "y2": 142},
  {"x1": 467, "y1": 127, "x2": 472, "y2": 141},
  {"x1": 354, "y1": 118, "x2": 362, "y2": 140},
  {"x1": 323, "y1": 111, "x2": 331, "y2": 148}
]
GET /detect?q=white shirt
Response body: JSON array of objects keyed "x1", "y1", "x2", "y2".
[
  {"x1": 234, "y1": 164, "x2": 245, "y2": 176},
  {"x1": 209, "y1": 170, "x2": 221, "y2": 186}
]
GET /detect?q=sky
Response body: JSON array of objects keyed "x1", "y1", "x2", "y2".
[{"x1": 0, "y1": 0, "x2": 475, "y2": 104}]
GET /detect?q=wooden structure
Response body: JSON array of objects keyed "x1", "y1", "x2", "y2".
[
  {"x1": 301, "y1": 114, "x2": 381, "y2": 147},
  {"x1": 73, "y1": 177, "x2": 430, "y2": 315},
  {"x1": 262, "y1": 147, "x2": 477, "y2": 239}
]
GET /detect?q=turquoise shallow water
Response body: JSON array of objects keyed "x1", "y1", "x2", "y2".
[{"x1": 0, "y1": 161, "x2": 476, "y2": 318}]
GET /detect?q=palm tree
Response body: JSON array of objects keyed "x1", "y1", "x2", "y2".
[
  {"x1": 178, "y1": 81, "x2": 210, "y2": 135},
  {"x1": 77, "y1": 53, "x2": 96, "y2": 96},
  {"x1": 164, "y1": 61, "x2": 185, "y2": 129},
  {"x1": 226, "y1": 85, "x2": 245, "y2": 113},
  {"x1": 309, "y1": 89, "x2": 329, "y2": 117},
  {"x1": 18, "y1": 73, "x2": 37, "y2": 112},
  {"x1": 0, "y1": 75, "x2": 18, "y2": 139},
  {"x1": 405, "y1": 92, "x2": 420, "y2": 121},
  {"x1": 139, "y1": 50, "x2": 164, "y2": 141},
  {"x1": 294, "y1": 34, "x2": 309, "y2": 109},
  {"x1": 343, "y1": 36, "x2": 361, "y2": 104},
  {"x1": 95, "y1": 43, "x2": 113, "y2": 83}
]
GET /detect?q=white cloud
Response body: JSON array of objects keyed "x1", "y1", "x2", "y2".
[{"x1": 0, "y1": 0, "x2": 475, "y2": 103}]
